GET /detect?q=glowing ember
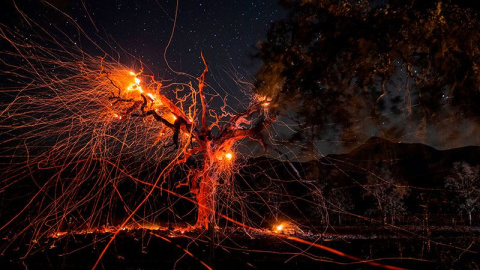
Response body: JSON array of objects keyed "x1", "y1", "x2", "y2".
[
  {"x1": 256, "y1": 94, "x2": 267, "y2": 102},
  {"x1": 0, "y1": 20, "x2": 278, "y2": 267},
  {"x1": 147, "y1": 93, "x2": 155, "y2": 100},
  {"x1": 272, "y1": 222, "x2": 302, "y2": 235}
]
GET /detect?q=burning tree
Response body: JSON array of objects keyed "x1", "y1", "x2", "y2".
[
  {"x1": 99, "y1": 54, "x2": 275, "y2": 229},
  {"x1": 0, "y1": 19, "x2": 275, "y2": 244}
]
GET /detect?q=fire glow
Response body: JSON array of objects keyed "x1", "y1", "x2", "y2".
[{"x1": 0, "y1": 14, "x2": 419, "y2": 269}]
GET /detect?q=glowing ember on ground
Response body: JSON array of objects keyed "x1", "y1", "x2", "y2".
[{"x1": 272, "y1": 222, "x2": 302, "y2": 235}]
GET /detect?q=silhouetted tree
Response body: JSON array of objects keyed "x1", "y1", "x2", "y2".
[
  {"x1": 256, "y1": 0, "x2": 480, "y2": 148},
  {"x1": 445, "y1": 162, "x2": 480, "y2": 226},
  {"x1": 327, "y1": 188, "x2": 354, "y2": 225},
  {"x1": 364, "y1": 167, "x2": 407, "y2": 224}
]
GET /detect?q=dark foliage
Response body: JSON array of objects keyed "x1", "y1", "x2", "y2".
[{"x1": 256, "y1": 0, "x2": 480, "y2": 145}]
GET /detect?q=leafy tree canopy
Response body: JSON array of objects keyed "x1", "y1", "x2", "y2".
[{"x1": 256, "y1": 0, "x2": 480, "y2": 148}]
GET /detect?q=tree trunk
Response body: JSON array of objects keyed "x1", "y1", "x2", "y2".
[
  {"x1": 195, "y1": 173, "x2": 217, "y2": 229},
  {"x1": 468, "y1": 211, "x2": 472, "y2": 226}
]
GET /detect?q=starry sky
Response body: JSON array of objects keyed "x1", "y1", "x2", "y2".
[
  {"x1": 0, "y1": 0, "x2": 292, "y2": 158},
  {"x1": 2, "y1": 0, "x2": 480, "y2": 156},
  {"x1": 1, "y1": 0, "x2": 287, "y2": 97}
]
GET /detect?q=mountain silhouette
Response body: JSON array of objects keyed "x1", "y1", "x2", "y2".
[
  {"x1": 316, "y1": 136, "x2": 480, "y2": 188},
  {"x1": 240, "y1": 137, "x2": 480, "y2": 222}
]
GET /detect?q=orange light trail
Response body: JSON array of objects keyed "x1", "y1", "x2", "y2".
[
  {"x1": 86, "y1": 158, "x2": 410, "y2": 270},
  {"x1": 0, "y1": 4, "x2": 439, "y2": 269},
  {"x1": 150, "y1": 232, "x2": 213, "y2": 270}
]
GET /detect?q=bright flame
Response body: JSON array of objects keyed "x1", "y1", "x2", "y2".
[
  {"x1": 147, "y1": 93, "x2": 155, "y2": 100},
  {"x1": 125, "y1": 72, "x2": 143, "y2": 94},
  {"x1": 256, "y1": 94, "x2": 266, "y2": 102},
  {"x1": 225, "y1": 152, "x2": 233, "y2": 161},
  {"x1": 257, "y1": 95, "x2": 272, "y2": 107},
  {"x1": 272, "y1": 222, "x2": 302, "y2": 234}
]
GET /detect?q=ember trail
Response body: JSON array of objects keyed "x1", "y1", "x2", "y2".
[
  {"x1": 2, "y1": 1, "x2": 480, "y2": 269},
  {"x1": 0, "y1": 28, "x2": 274, "y2": 233},
  {"x1": 0, "y1": 27, "x2": 409, "y2": 270}
]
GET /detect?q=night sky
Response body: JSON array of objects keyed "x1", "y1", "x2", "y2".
[
  {"x1": 1, "y1": 0, "x2": 287, "y2": 96},
  {"x1": 3, "y1": 0, "x2": 480, "y2": 154}
]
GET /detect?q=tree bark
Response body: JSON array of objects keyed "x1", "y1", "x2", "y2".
[{"x1": 195, "y1": 172, "x2": 217, "y2": 229}]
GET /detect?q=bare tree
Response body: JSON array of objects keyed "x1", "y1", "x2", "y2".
[
  {"x1": 327, "y1": 187, "x2": 354, "y2": 225},
  {"x1": 364, "y1": 168, "x2": 408, "y2": 224},
  {"x1": 0, "y1": 24, "x2": 276, "y2": 238},
  {"x1": 445, "y1": 162, "x2": 480, "y2": 226}
]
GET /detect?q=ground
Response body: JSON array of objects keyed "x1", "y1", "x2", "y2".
[{"x1": 2, "y1": 225, "x2": 479, "y2": 269}]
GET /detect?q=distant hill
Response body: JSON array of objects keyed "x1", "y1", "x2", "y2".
[
  {"x1": 320, "y1": 136, "x2": 480, "y2": 188},
  {"x1": 243, "y1": 136, "x2": 480, "y2": 189},
  {"x1": 241, "y1": 137, "x2": 480, "y2": 224}
]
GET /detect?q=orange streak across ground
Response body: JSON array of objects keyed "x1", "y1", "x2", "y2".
[
  {"x1": 149, "y1": 232, "x2": 212, "y2": 270},
  {"x1": 85, "y1": 158, "x2": 410, "y2": 270}
]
